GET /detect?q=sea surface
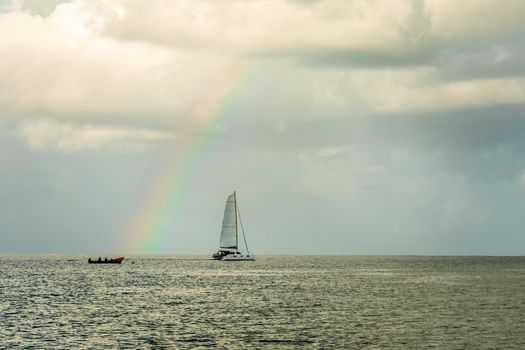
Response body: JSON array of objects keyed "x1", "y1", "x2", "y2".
[{"x1": 0, "y1": 255, "x2": 524, "y2": 349}]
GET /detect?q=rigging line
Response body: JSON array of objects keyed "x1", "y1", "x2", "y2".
[{"x1": 236, "y1": 202, "x2": 250, "y2": 255}]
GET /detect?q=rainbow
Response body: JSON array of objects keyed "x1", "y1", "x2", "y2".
[{"x1": 122, "y1": 61, "x2": 257, "y2": 253}]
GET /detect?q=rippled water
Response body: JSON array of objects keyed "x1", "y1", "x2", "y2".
[{"x1": 1, "y1": 255, "x2": 524, "y2": 349}]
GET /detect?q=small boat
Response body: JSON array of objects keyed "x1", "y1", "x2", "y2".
[
  {"x1": 213, "y1": 192, "x2": 255, "y2": 261},
  {"x1": 88, "y1": 257, "x2": 124, "y2": 264}
]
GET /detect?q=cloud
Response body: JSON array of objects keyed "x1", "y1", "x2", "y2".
[
  {"x1": 0, "y1": 3, "x2": 239, "y2": 123},
  {"x1": 314, "y1": 67, "x2": 525, "y2": 113},
  {"x1": 518, "y1": 169, "x2": 525, "y2": 187},
  {"x1": 298, "y1": 146, "x2": 350, "y2": 161},
  {"x1": 1, "y1": 0, "x2": 525, "y2": 154},
  {"x1": 372, "y1": 76, "x2": 525, "y2": 113},
  {"x1": 92, "y1": 0, "x2": 525, "y2": 69},
  {"x1": 17, "y1": 119, "x2": 174, "y2": 153},
  {"x1": 426, "y1": 0, "x2": 525, "y2": 40},
  {"x1": 100, "y1": 0, "x2": 418, "y2": 54}
]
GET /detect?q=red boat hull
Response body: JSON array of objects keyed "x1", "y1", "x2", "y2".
[{"x1": 88, "y1": 257, "x2": 124, "y2": 264}]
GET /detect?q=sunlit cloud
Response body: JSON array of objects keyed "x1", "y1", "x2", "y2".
[
  {"x1": 17, "y1": 119, "x2": 174, "y2": 153},
  {"x1": 1, "y1": 0, "x2": 525, "y2": 153}
]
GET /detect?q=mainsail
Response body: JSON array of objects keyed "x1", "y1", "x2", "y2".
[
  {"x1": 213, "y1": 191, "x2": 255, "y2": 261},
  {"x1": 220, "y1": 193, "x2": 237, "y2": 249}
]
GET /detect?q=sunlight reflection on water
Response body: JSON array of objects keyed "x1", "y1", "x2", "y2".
[{"x1": 1, "y1": 255, "x2": 524, "y2": 349}]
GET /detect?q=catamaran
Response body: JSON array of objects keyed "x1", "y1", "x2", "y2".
[{"x1": 213, "y1": 191, "x2": 255, "y2": 261}]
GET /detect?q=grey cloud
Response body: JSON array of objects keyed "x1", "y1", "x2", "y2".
[
  {"x1": 1, "y1": 0, "x2": 525, "y2": 255},
  {"x1": 0, "y1": 0, "x2": 65, "y2": 15},
  {"x1": 435, "y1": 40, "x2": 525, "y2": 82},
  {"x1": 293, "y1": 0, "x2": 436, "y2": 69},
  {"x1": 300, "y1": 48, "x2": 433, "y2": 68},
  {"x1": 21, "y1": 0, "x2": 65, "y2": 15},
  {"x1": 296, "y1": 32, "x2": 525, "y2": 81},
  {"x1": 217, "y1": 99, "x2": 525, "y2": 184}
]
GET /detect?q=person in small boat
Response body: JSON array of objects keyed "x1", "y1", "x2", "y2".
[
  {"x1": 98, "y1": 257, "x2": 101, "y2": 262},
  {"x1": 88, "y1": 258, "x2": 91, "y2": 262},
  {"x1": 104, "y1": 257, "x2": 108, "y2": 262}
]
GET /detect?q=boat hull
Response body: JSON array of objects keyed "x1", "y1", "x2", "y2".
[
  {"x1": 222, "y1": 254, "x2": 256, "y2": 261},
  {"x1": 214, "y1": 251, "x2": 255, "y2": 261},
  {"x1": 88, "y1": 257, "x2": 124, "y2": 264}
]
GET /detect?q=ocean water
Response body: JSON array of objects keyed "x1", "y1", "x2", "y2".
[{"x1": 0, "y1": 255, "x2": 524, "y2": 349}]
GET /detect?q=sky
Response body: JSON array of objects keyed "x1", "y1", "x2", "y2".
[{"x1": 1, "y1": 0, "x2": 525, "y2": 255}]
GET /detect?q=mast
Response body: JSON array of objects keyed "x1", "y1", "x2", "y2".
[
  {"x1": 234, "y1": 191, "x2": 238, "y2": 249},
  {"x1": 236, "y1": 194, "x2": 250, "y2": 255}
]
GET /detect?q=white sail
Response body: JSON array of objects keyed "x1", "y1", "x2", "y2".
[
  {"x1": 220, "y1": 193, "x2": 237, "y2": 249},
  {"x1": 213, "y1": 191, "x2": 255, "y2": 261}
]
